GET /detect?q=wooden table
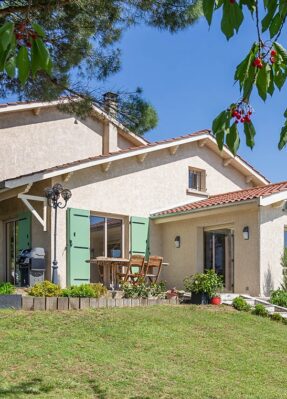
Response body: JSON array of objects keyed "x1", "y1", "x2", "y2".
[{"x1": 87, "y1": 257, "x2": 169, "y2": 289}]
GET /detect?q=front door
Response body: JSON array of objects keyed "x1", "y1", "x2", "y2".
[{"x1": 204, "y1": 229, "x2": 234, "y2": 292}]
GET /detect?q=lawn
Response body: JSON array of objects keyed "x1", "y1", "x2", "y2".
[{"x1": 0, "y1": 305, "x2": 286, "y2": 399}]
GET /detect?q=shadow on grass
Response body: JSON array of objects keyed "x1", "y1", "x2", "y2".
[
  {"x1": 89, "y1": 381, "x2": 151, "y2": 399},
  {"x1": 0, "y1": 378, "x2": 53, "y2": 397}
]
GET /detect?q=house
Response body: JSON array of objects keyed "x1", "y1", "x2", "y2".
[{"x1": 0, "y1": 98, "x2": 286, "y2": 297}]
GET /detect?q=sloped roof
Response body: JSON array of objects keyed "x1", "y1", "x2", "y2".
[
  {"x1": 0, "y1": 130, "x2": 269, "y2": 189},
  {"x1": 152, "y1": 181, "x2": 287, "y2": 217}
]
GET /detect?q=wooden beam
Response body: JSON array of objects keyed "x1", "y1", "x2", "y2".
[
  {"x1": 136, "y1": 153, "x2": 147, "y2": 163},
  {"x1": 168, "y1": 145, "x2": 179, "y2": 155},
  {"x1": 101, "y1": 162, "x2": 112, "y2": 173},
  {"x1": 32, "y1": 107, "x2": 41, "y2": 116},
  {"x1": 62, "y1": 172, "x2": 73, "y2": 183},
  {"x1": 223, "y1": 158, "x2": 233, "y2": 167},
  {"x1": 18, "y1": 194, "x2": 47, "y2": 231},
  {"x1": 198, "y1": 139, "x2": 208, "y2": 148}
]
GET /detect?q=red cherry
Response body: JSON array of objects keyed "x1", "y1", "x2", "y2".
[
  {"x1": 230, "y1": 0, "x2": 236, "y2": 3},
  {"x1": 15, "y1": 33, "x2": 22, "y2": 40},
  {"x1": 271, "y1": 49, "x2": 277, "y2": 56},
  {"x1": 18, "y1": 23, "x2": 26, "y2": 32},
  {"x1": 235, "y1": 120, "x2": 239, "y2": 124},
  {"x1": 232, "y1": 111, "x2": 237, "y2": 117},
  {"x1": 26, "y1": 41, "x2": 32, "y2": 48},
  {"x1": 270, "y1": 57, "x2": 276, "y2": 64},
  {"x1": 257, "y1": 63, "x2": 263, "y2": 69}
]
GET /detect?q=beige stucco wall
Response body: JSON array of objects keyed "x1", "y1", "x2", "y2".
[
  {"x1": 259, "y1": 205, "x2": 287, "y2": 296},
  {"x1": 0, "y1": 107, "x2": 138, "y2": 181},
  {"x1": 50, "y1": 141, "x2": 254, "y2": 287},
  {"x1": 158, "y1": 205, "x2": 260, "y2": 295}
]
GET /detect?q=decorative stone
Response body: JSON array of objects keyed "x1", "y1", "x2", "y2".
[
  {"x1": 22, "y1": 296, "x2": 34, "y2": 311},
  {"x1": 131, "y1": 298, "x2": 140, "y2": 307},
  {"x1": 115, "y1": 298, "x2": 123, "y2": 307},
  {"x1": 107, "y1": 298, "x2": 116, "y2": 308},
  {"x1": 147, "y1": 297, "x2": 157, "y2": 306},
  {"x1": 57, "y1": 297, "x2": 69, "y2": 311},
  {"x1": 33, "y1": 297, "x2": 46, "y2": 311},
  {"x1": 123, "y1": 298, "x2": 131, "y2": 307},
  {"x1": 140, "y1": 298, "x2": 148, "y2": 307},
  {"x1": 98, "y1": 297, "x2": 107, "y2": 308},
  {"x1": 69, "y1": 297, "x2": 80, "y2": 310},
  {"x1": 80, "y1": 298, "x2": 90, "y2": 309},
  {"x1": 46, "y1": 297, "x2": 58, "y2": 311}
]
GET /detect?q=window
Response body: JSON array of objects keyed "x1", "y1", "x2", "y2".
[
  {"x1": 90, "y1": 215, "x2": 123, "y2": 258},
  {"x1": 188, "y1": 167, "x2": 206, "y2": 192}
]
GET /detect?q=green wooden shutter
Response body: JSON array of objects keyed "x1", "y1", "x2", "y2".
[
  {"x1": 67, "y1": 208, "x2": 91, "y2": 286},
  {"x1": 17, "y1": 211, "x2": 31, "y2": 255},
  {"x1": 130, "y1": 216, "x2": 150, "y2": 259}
]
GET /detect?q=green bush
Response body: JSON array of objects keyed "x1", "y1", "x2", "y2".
[
  {"x1": 184, "y1": 270, "x2": 223, "y2": 297},
  {"x1": 0, "y1": 282, "x2": 15, "y2": 295},
  {"x1": 252, "y1": 304, "x2": 269, "y2": 317},
  {"x1": 122, "y1": 281, "x2": 166, "y2": 299},
  {"x1": 28, "y1": 281, "x2": 61, "y2": 297},
  {"x1": 270, "y1": 313, "x2": 283, "y2": 322},
  {"x1": 232, "y1": 297, "x2": 251, "y2": 312},
  {"x1": 270, "y1": 289, "x2": 287, "y2": 308},
  {"x1": 61, "y1": 283, "x2": 107, "y2": 298}
]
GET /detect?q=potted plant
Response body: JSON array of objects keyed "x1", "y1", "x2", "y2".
[
  {"x1": 183, "y1": 270, "x2": 223, "y2": 305},
  {"x1": 0, "y1": 283, "x2": 22, "y2": 309}
]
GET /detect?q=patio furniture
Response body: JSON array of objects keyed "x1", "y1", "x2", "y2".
[
  {"x1": 88, "y1": 257, "x2": 129, "y2": 288},
  {"x1": 144, "y1": 256, "x2": 163, "y2": 283},
  {"x1": 117, "y1": 255, "x2": 145, "y2": 284}
]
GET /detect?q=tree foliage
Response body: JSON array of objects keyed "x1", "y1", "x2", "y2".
[
  {"x1": 0, "y1": 0, "x2": 202, "y2": 135},
  {"x1": 203, "y1": 0, "x2": 287, "y2": 152}
]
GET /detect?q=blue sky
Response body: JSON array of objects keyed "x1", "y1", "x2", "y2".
[{"x1": 103, "y1": 12, "x2": 287, "y2": 183}]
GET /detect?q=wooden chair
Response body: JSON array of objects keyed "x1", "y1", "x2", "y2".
[
  {"x1": 117, "y1": 255, "x2": 145, "y2": 284},
  {"x1": 144, "y1": 256, "x2": 163, "y2": 283}
]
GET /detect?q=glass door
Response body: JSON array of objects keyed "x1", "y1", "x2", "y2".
[{"x1": 204, "y1": 229, "x2": 234, "y2": 291}]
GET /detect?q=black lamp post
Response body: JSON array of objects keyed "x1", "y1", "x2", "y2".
[{"x1": 44, "y1": 183, "x2": 72, "y2": 284}]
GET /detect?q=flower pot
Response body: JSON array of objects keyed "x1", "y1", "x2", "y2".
[
  {"x1": 0, "y1": 294, "x2": 22, "y2": 309},
  {"x1": 210, "y1": 296, "x2": 221, "y2": 305},
  {"x1": 190, "y1": 292, "x2": 209, "y2": 305}
]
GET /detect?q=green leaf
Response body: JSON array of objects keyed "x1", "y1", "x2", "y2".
[
  {"x1": 234, "y1": 43, "x2": 258, "y2": 93},
  {"x1": 244, "y1": 120, "x2": 256, "y2": 149},
  {"x1": 16, "y1": 46, "x2": 30, "y2": 85},
  {"x1": 284, "y1": 108, "x2": 287, "y2": 118},
  {"x1": 256, "y1": 63, "x2": 270, "y2": 101},
  {"x1": 0, "y1": 46, "x2": 11, "y2": 72},
  {"x1": 230, "y1": 1, "x2": 244, "y2": 32},
  {"x1": 0, "y1": 23, "x2": 14, "y2": 52},
  {"x1": 274, "y1": 42, "x2": 287, "y2": 64},
  {"x1": 274, "y1": 68, "x2": 287, "y2": 90},
  {"x1": 215, "y1": 130, "x2": 225, "y2": 151},
  {"x1": 32, "y1": 23, "x2": 45, "y2": 37},
  {"x1": 212, "y1": 110, "x2": 230, "y2": 133},
  {"x1": 221, "y1": 3, "x2": 234, "y2": 40},
  {"x1": 226, "y1": 123, "x2": 240, "y2": 155},
  {"x1": 0, "y1": 22, "x2": 14, "y2": 36},
  {"x1": 261, "y1": 0, "x2": 277, "y2": 32},
  {"x1": 5, "y1": 55, "x2": 16, "y2": 78},
  {"x1": 278, "y1": 123, "x2": 287, "y2": 149},
  {"x1": 31, "y1": 40, "x2": 40, "y2": 77},
  {"x1": 202, "y1": 0, "x2": 215, "y2": 26},
  {"x1": 34, "y1": 38, "x2": 50, "y2": 71},
  {"x1": 269, "y1": 13, "x2": 282, "y2": 38}
]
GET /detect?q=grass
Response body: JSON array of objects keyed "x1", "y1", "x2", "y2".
[{"x1": 0, "y1": 305, "x2": 286, "y2": 399}]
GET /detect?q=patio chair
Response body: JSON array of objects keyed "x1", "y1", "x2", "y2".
[
  {"x1": 116, "y1": 255, "x2": 145, "y2": 284},
  {"x1": 144, "y1": 256, "x2": 163, "y2": 283}
]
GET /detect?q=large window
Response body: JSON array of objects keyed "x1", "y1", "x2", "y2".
[
  {"x1": 188, "y1": 167, "x2": 206, "y2": 192},
  {"x1": 90, "y1": 215, "x2": 123, "y2": 258}
]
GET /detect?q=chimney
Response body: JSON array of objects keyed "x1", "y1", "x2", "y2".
[
  {"x1": 103, "y1": 92, "x2": 118, "y2": 118},
  {"x1": 102, "y1": 92, "x2": 119, "y2": 155}
]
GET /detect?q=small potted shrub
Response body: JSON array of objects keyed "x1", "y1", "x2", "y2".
[
  {"x1": 0, "y1": 282, "x2": 22, "y2": 309},
  {"x1": 184, "y1": 270, "x2": 223, "y2": 305}
]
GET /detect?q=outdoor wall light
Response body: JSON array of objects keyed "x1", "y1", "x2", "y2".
[
  {"x1": 243, "y1": 226, "x2": 250, "y2": 240},
  {"x1": 44, "y1": 183, "x2": 72, "y2": 284},
  {"x1": 174, "y1": 236, "x2": 181, "y2": 248}
]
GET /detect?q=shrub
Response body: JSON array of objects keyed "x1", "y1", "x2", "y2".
[
  {"x1": 184, "y1": 270, "x2": 223, "y2": 297},
  {"x1": 28, "y1": 281, "x2": 61, "y2": 297},
  {"x1": 89, "y1": 283, "x2": 108, "y2": 298},
  {"x1": 270, "y1": 289, "x2": 287, "y2": 308},
  {"x1": 282, "y1": 318, "x2": 287, "y2": 325},
  {"x1": 270, "y1": 313, "x2": 283, "y2": 322},
  {"x1": 122, "y1": 281, "x2": 166, "y2": 299},
  {"x1": 232, "y1": 297, "x2": 251, "y2": 312},
  {"x1": 0, "y1": 282, "x2": 15, "y2": 295},
  {"x1": 61, "y1": 284, "x2": 97, "y2": 298},
  {"x1": 252, "y1": 304, "x2": 269, "y2": 317}
]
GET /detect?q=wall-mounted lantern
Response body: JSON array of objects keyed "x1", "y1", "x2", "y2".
[
  {"x1": 174, "y1": 236, "x2": 181, "y2": 248},
  {"x1": 243, "y1": 226, "x2": 249, "y2": 240}
]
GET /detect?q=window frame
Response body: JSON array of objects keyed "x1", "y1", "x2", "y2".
[
  {"x1": 90, "y1": 212, "x2": 125, "y2": 258},
  {"x1": 188, "y1": 166, "x2": 206, "y2": 192}
]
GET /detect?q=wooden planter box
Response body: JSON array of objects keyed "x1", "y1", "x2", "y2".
[{"x1": 0, "y1": 294, "x2": 22, "y2": 309}]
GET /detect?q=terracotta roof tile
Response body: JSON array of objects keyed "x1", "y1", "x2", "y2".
[{"x1": 153, "y1": 181, "x2": 287, "y2": 217}]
